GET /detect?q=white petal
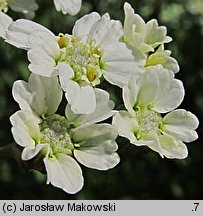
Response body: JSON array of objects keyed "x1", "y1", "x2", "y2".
[
  {"x1": 98, "y1": 21, "x2": 123, "y2": 47},
  {"x1": 74, "y1": 145, "x2": 120, "y2": 171},
  {"x1": 112, "y1": 111, "x2": 138, "y2": 142},
  {"x1": 64, "y1": 104, "x2": 79, "y2": 123},
  {"x1": 72, "y1": 123, "x2": 117, "y2": 143},
  {"x1": 73, "y1": 12, "x2": 122, "y2": 44},
  {"x1": 5, "y1": 19, "x2": 53, "y2": 49},
  {"x1": 28, "y1": 31, "x2": 59, "y2": 57},
  {"x1": 124, "y1": 2, "x2": 145, "y2": 42},
  {"x1": 28, "y1": 60, "x2": 58, "y2": 77},
  {"x1": 163, "y1": 109, "x2": 199, "y2": 142},
  {"x1": 22, "y1": 143, "x2": 50, "y2": 161},
  {"x1": 65, "y1": 88, "x2": 115, "y2": 127},
  {"x1": 103, "y1": 61, "x2": 136, "y2": 87},
  {"x1": 58, "y1": 62, "x2": 74, "y2": 88},
  {"x1": 152, "y1": 66, "x2": 185, "y2": 113},
  {"x1": 103, "y1": 43, "x2": 140, "y2": 87},
  {"x1": 28, "y1": 48, "x2": 58, "y2": 77},
  {"x1": 73, "y1": 124, "x2": 119, "y2": 170},
  {"x1": 63, "y1": 80, "x2": 80, "y2": 103},
  {"x1": 10, "y1": 110, "x2": 41, "y2": 147},
  {"x1": 28, "y1": 31, "x2": 60, "y2": 77},
  {"x1": 73, "y1": 12, "x2": 101, "y2": 42},
  {"x1": 11, "y1": 126, "x2": 35, "y2": 148},
  {"x1": 28, "y1": 73, "x2": 62, "y2": 116},
  {"x1": 13, "y1": 74, "x2": 62, "y2": 116},
  {"x1": 10, "y1": 110, "x2": 41, "y2": 138},
  {"x1": 159, "y1": 134, "x2": 188, "y2": 159},
  {"x1": 65, "y1": 82, "x2": 96, "y2": 114},
  {"x1": 87, "y1": 13, "x2": 122, "y2": 45},
  {"x1": 122, "y1": 74, "x2": 140, "y2": 115},
  {"x1": 44, "y1": 153, "x2": 83, "y2": 194},
  {"x1": 136, "y1": 69, "x2": 159, "y2": 106},
  {"x1": 103, "y1": 42, "x2": 135, "y2": 62},
  {"x1": 0, "y1": 12, "x2": 13, "y2": 38},
  {"x1": 129, "y1": 46, "x2": 146, "y2": 66},
  {"x1": 12, "y1": 80, "x2": 33, "y2": 112},
  {"x1": 143, "y1": 131, "x2": 164, "y2": 157},
  {"x1": 53, "y1": 0, "x2": 81, "y2": 15},
  {"x1": 144, "y1": 19, "x2": 172, "y2": 48}
]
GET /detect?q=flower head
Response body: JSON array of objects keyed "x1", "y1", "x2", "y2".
[
  {"x1": 5, "y1": 12, "x2": 138, "y2": 114},
  {"x1": 113, "y1": 65, "x2": 199, "y2": 159},
  {"x1": 10, "y1": 73, "x2": 119, "y2": 193}
]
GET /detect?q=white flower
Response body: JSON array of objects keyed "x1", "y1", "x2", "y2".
[
  {"x1": 10, "y1": 0, "x2": 38, "y2": 19},
  {"x1": 123, "y1": 2, "x2": 179, "y2": 73},
  {"x1": 113, "y1": 65, "x2": 199, "y2": 159},
  {"x1": 10, "y1": 73, "x2": 119, "y2": 194},
  {"x1": 53, "y1": 0, "x2": 82, "y2": 15},
  {"x1": 5, "y1": 12, "x2": 138, "y2": 114},
  {"x1": 124, "y1": 2, "x2": 172, "y2": 54}
]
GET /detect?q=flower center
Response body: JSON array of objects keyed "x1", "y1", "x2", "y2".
[
  {"x1": 0, "y1": 0, "x2": 8, "y2": 12},
  {"x1": 39, "y1": 114, "x2": 78, "y2": 156},
  {"x1": 57, "y1": 34, "x2": 104, "y2": 86},
  {"x1": 134, "y1": 108, "x2": 162, "y2": 139}
]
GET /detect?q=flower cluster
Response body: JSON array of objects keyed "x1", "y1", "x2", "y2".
[{"x1": 0, "y1": 2, "x2": 199, "y2": 193}]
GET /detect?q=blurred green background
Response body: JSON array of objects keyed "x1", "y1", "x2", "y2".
[{"x1": 0, "y1": 0, "x2": 203, "y2": 199}]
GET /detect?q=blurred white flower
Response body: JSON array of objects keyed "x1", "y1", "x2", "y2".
[
  {"x1": 5, "y1": 12, "x2": 138, "y2": 114},
  {"x1": 0, "y1": 0, "x2": 8, "y2": 12},
  {"x1": 113, "y1": 65, "x2": 199, "y2": 159},
  {"x1": 10, "y1": 73, "x2": 119, "y2": 194},
  {"x1": 53, "y1": 0, "x2": 82, "y2": 15},
  {"x1": 0, "y1": 0, "x2": 38, "y2": 19}
]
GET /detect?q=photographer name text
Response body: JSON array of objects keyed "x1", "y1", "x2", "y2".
[{"x1": 2, "y1": 202, "x2": 116, "y2": 213}]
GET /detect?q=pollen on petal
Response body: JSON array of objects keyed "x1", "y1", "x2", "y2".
[
  {"x1": 87, "y1": 67, "x2": 96, "y2": 82},
  {"x1": 58, "y1": 37, "x2": 67, "y2": 48}
]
